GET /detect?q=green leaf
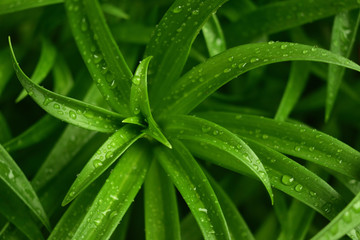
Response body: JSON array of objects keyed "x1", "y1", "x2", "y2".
[
  {"x1": 0, "y1": 144, "x2": 50, "y2": 230},
  {"x1": 71, "y1": 141, "x2": 151, "y2": 240},
  {"x1": 156, "y1": 140, "x2": 231, "y2": 240},
  {"x1": 62, "y1": 124, "x2": 143, "y2": 205},
  {"x1": 204, "y1": 170, "x2": 255, "y2": 240},
  {"x1": 130, "y1": 56, "x2": 172, "y2": 148},
  {"x1": 0, "y1": 0, "x2": 63, "y2": 15},
  {"x1": 326, "y1": 10, "x2": 360, "y2": 121},
  {"x1": 101, "y1": 3, "x2": 129, "y2": 20},
  {"x1": 0, "y1": 48, "x2": 15, "y2": 96},
  {"x1": 9, "y1": 38, "x2": 124, "y2": 133},
  {"x1": 4, "y1": 115, "x2": 62, "y2": 152},
  {"x1": 53, "y1": 54, "x2": 74, "y2": 95},
  {"x1": 16, "y1": 38, "x2": 57, "y2": 102},
  {"x1": 162, "y1": 115, "x2": 273, "y2": 203},
  {"x1": 144, "y1": 160, "x2": 181, "y2": 240},
  {"x1": 48, "y1": 175, "x2": 104, "y2": 240},
  {"x1": 32, "y1": 84, "x2": 106, "y2": 191},
  {"x1": 311, "y1": 191, "x2": 360, "y2": 240},
  {"x1": 65, "y1": 0, "x2": 132, "y2": 115},
  {"x1": 275, "y1": 62, "x2": 310, "y2": 121},
  {"x1": 278, "y1": 200, "x2": 315, "y2": 240},
  {"x1": 145, "y1": 0, "x2": 228, "y2": 108},
  {"x1": 202, "y1": 13, "x2": 226, "y2": 57},
  {"x1": 197, "y1": 112, "x2": 360, "y2": 180},
  {"x1": 158, "y1": 42, "x2": 360, "y2": 116},
  {"x1": 224, "y1": 0, "x2": 360, "y2": 44},
  {"x1": 0, "y1": 182, "x2": 44, "y2": 240}
]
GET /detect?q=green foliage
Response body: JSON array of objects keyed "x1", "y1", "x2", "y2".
[{"x1": 1, "y1": 0, "x2": 360, "y2": 239}]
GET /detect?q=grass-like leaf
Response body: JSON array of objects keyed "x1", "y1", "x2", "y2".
[
  {"x1": 4, "y1": 115, "x2": 62, "y2": 152},
  {"x1": 0, "y1": 48, "x2": 15, "y2": 96},
  {"x1": 185, "y1": 138, "x2": 346, "y2": 221},
  {"x1": 159, "y1": 42, "x2": 360, "y2": 116},
  {"x1": 156, "y1": 140, "x2": 231, "y2": 240},
  {"x1": 65, "y1": 0, "x2": 131, "y2": 116},
  {"x1": 0, "y1": 144, "x2": 50, "y2": 230},
  {"x1": 225, "y1": 0, "x2": 360, "y2": 44},
  {"x1": 16, "y1": 38, "x2": 57, "y2": 102},
  {"x1": 71, "y1": 141, "x2": 151, "y2": 239},
  {"x1": 130, "y1": 56, "x2": 172, "y2": 148},
  {"x1": 53, "y1": 54, "x2": 74, "y2": 95},
  {"x1": 0, "y1": 182, "x2": 44, "y2": 240},
  {"x1": 162, "y1": 115, "x2": 273, "y2": 204},
  {"x1": 197, "y1": 112, "x2": 360, "y2": 180},
  {"x1": 326, "y1": 10, "x2": 360, "y2": 121},
  {"x1": 9, "y1": 38, "x2": 124, "y2": 133},
  {"x1": 0, "y1": 0, "x2": 62, "y2": 15},
  {"x1": 204, "y1": 170, "x2": 255, "y2": 240},
  {"x1": 145, "y1": 0, "x2": 228, "y2": 108},
  {"x1": 145, "y1": 160, "x2": 181, "y2": 240},
  {"x1": 312, "y1": 191, "x2": 360, "y2": 240},
  {"x1": 0, "y1": 112, "x2": 11, "y2": 144},
  {"x1": 48, "y1": 176, "x2": 104, "y2": 240},
  {"x1": 275, "y1": 62, "x2": 310, "y2": 121},
  {"x1": 62, "y1": 124, "x2": 143, "y2": 205},
  {"x1": 202, "y1": 13, "x2": 226, "y2": 57}
]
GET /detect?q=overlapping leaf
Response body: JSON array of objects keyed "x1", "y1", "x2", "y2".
[
  {"x1": 65, "y1": 0, "x2": 132, "y2": 115},
  {"x1": 130, "y1": 56, "x2": 171, "y2": 148},
  {"x1": 0, "y1": 0, "x2": 63, "y2": 15},
  {"x1": 158, "y1": 42, "x2": 360, "y2": 116},
  {"x1": 145, "y1": 0, "x2": 228, "y2": 108},
  {"x1": 70, "y1": 141, "x2": 151, "y2": 239},
  {"x1": 161, "y1": 115, "x2": 273, "y2": 203},
  {"x1": 62, "y1": 124, "x2": 143, "y2": 205},
  {"x1": 197, "y1": 112, "x2": 360, "y2": 180},
  {"x1": 326, "y1": 10, "x2": 360, "y2": 121},
  {"x1": 156, "y1": 140, "x2": 231, "y2": 240},
  {"x1": 0, "y1": 144, "x2": 50, "y2": 230},
  {"x1": 9, "y1": 38, "x2": 124, "y2": 133},
  {"x1": 144, "y1": 160, "x2": 181, "y2": 240},
  {"x1": 202, "y1": 13, "x2": 226, "y2": 57}
]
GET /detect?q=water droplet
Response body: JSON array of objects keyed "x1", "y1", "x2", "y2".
[
  {"x1": 110, "y1": 211, "x2": 118, "y2": 218},
  {"x1": 192, "y1": 9, "x2": 199, "y2": 15},
  {"x1": 133, "y1": 107, "x2": 140, "y2": 115},
  {"x1": 352, "y1": 200, "x2": 360, "y2": 213},
  {"x1": 93, "y1": 159, "x2": 103, "y2": 168},
  {"x1": 268, "y1": 40, "x2": 275, "y2": 44},
  {"x1": 69, "y1": 110, "x2": 77, "y2": 120},
  {"x1": 93, "y1": 53, "x2": 103, "y2": 64},
  {"x1": 280, "y1": 44, "x2": 288, "y2": 49},
  {"x1": 43, "y1": 97, "x2": 54, "y2": 106},
  {"x1": 213, "y1": 130, "x2": 219, "y2": 136},
  {"x1": 262, "y1": 134, "x2": 269, "y2": 139},
  {"x1": 281, "y1": 175, "x2": 294, "y2": 186},
  {"x1": 53, "y1": 103, "x2": 60, "y2": 109},
  {"x1": 228, "y1": 56, "x2": 234, "y2": 62},
  {"x1": 8, "y1": 170, "x2": 14, "y2": 180},
  {"x1": 310, "y1": 191, "x2": 317, "y2": 197},
  {"x1": 173, "y1": 6, "x2": 183, "y2": 13},
  {"x1": 309, "y1": 146, "x2": 315, "y2": 152},
  {"x1": 250, "y1": 57, "x2": 259, "y2": 63},
  {"x1": 330, "y1": 225, "x2": 338, "y2": 235},
  {"x1": 198, "y1": 208, "x2": 208, "y2": 213},
  {"x1": 302, "y1": 50, "x2": 309, "y2": 54},
  {"x1": 202, "y1": 126, "x2": 211, "y2": 133},
  {"x1": 132, "y1": 76, "x2": 140, "y2": 85},
  {"x1": 106, "y1": 151, "x2": 114, "y2": 159},
  {"x1": 294, "y1": 184, "x2": 303, "y2": 192},
  {"x1": 81, "y1": 18, "x2": 88, "y2": 31},
  {"x1": 223, "y1": 68, "x2": 231, "y2": 73},
  {"x1": 294, "y1": 146, "x2": 301, "y2": 151},
  {"x1": 311, "y1": 46, "x2": 317, "y2": 52},
  {"x1": 342, "y1": 211, "x2": 352, "y2": 223},
  {"x1": 322, "y1": 203, "x2": 332, "y2": 214}
]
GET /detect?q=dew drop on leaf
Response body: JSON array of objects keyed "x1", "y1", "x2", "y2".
[
  {"x1": 93, "y1": 159, "x2": 103, "y2": 168},
  {"x1": 281, "y1": 175, "x2": 294, "y2": 186},
  {"x1": 172, "y1": 6, "x2": 182, "y2": 13},
  {"x1": 250, "y1": 57, "x2": 259, "y2": 63},
  {"x1": 342, "y1": 211, "x2": 352, "y2": 223},
  {"x1": 69, "y1": 110, "x2": 77, "y2": 120},
  {"x1": 294, "y1": 184, "x2": 303, "y2": 192}
]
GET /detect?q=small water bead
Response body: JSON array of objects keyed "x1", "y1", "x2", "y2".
[
  {"x1": 311, "y1": 46, "x2": 317, "y2": 52},
  {"x1": 342, "y1": 211, "x2": 352, "y2": 223},
  {"x1": 81, "y1": 18, "x2": 88, "y2": 31},
  {"x1": 294, "y1": 184, "x2": 303, "y2": 192},
  {"x1": 110, "y1": 211, "x2": 118, "y2": 218},
  {"x1": 198, "y1": 208, "x2": 208, "y2": 213},
  {"x1": 93, "y1": 159, "x2": 103, "y2": 168},
  {"x1": 228, "y1": 56, "x2": 234, "y2": 62},
  {"x1": 280, "y1": 44, "x2": 288, "y2": 49},
  {"x1": 93, "y1": 53, "x2": 103, "y2": 64},
  {"x1": 132, "y1": 76, "x2": 140, "y2": 85},
  {"x1": 173, "y1": 5, "x2": 183, "y2": 13},
  {"x1": 268, "y1": 40, "x2": 275, "y2": 44},
  {"x1": 262, "y1": 134, "x2": 269, "y2": 139},
  {"x1": 322, "y1": 203, "x2": 332, "y2": 214},
  {"x1": 281, "y1": 175, "x2": 294, "y2": 186},
  {"x1": 250, "y1": 57, "x2": 259, "y2": 63},
  {"x1": 69, "y1": 110, "x2": 77, "y2": 120},
  {"x1": 133, "y1": 107, "x2": 140, "y2": 115},
  {"x1": 43, "y1": 97, "x2": 54, "y2": 106},
  {"x1": 212, "y1": 130, "x2": 219, "y2": 136},
  {"x1": 302, "y1": 50, "x2": 309, "y2": 54},
  {"x1": 223, "y1": 68, "x2": 231, "y2": 73},
  {"x1": 309, "y1": 146, "x2": 315, "y2": 152},
  {"x1": 53, "y1": 103, "x2": 60, "y2": 109},
  {"x1": 294, "y1": 146, "x2": 301, "y2": 152},
  {"x1": 330, "y1": 225, "x2": 338, "y2": 235},
  {"x1": 202, "y1": 125, "x2": 211, "y2": 133},
  {"x1": 105, "y1": 151, "x2": 114, "y2": 159}
]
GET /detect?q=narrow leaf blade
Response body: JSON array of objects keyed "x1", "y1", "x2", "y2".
[
  {"x1": 159, "y1": 42, "x2": 360, "y2": 116},
  {"x1": 9, "y1": 38, "x2": 124, "y2": 133},
  {"x1": 202, "y1": 13, "x2": 226, "y2": 57},
  {"x1": 0, "y1": 144, "x2": 50, "y2": 230},
  {"x1": 71, "y1": 141, "x2": 151, "y2": 240},
  {"x1": 62, "y1": 124, "x2": 143, "y2": 205},
  {"x1": 145, "y1": 160, "x2": 181, "y2": 240},
  {"x1": 0, "y1": 0, "x2": 63, "y2": 15},
  {"x1": 156, "y1": 140, "x2": 231, "y2": 240},
  {"x1": 162, "y1": 115, "x2": 273, "y2": 203}
]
